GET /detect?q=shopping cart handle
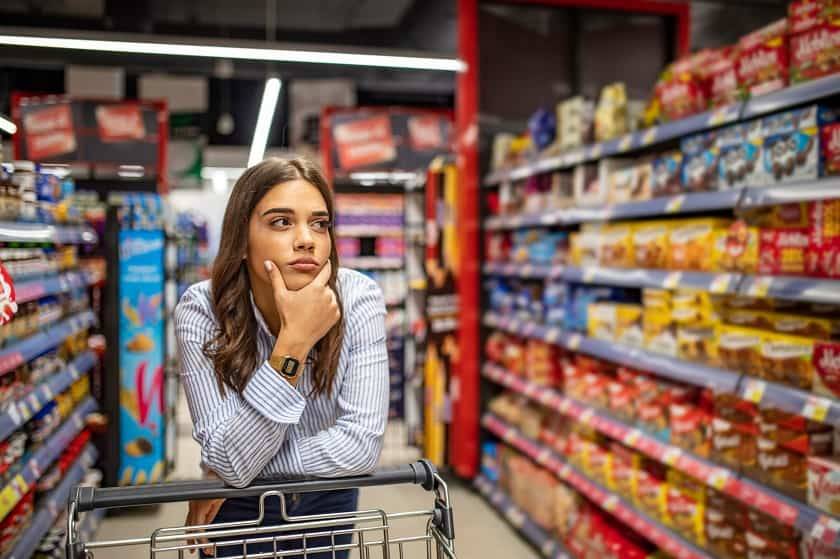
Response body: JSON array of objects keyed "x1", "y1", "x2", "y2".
[{"x1": 71, "y1": 460, "x2": 438, "y2": 512}]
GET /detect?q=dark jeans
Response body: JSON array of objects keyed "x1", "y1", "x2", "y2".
[{"x1": 200, "y1": 488, "x2": 359, "y2": 559}]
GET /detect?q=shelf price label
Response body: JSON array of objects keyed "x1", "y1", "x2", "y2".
[
  {"x1": 710, "y1": 274, "x2": 733, "y2": 294},
  {"x1": 662, "y1": 447, "x2": 682, "y2": 466},
  {"x1": 579, "y1": 408, "x2": 595, "y2": 425},
  {"x1": 708, "y1": 106, "x2": 734, "y2": 126},
  {"x1": 665, "y1": 195, "x2": 686, "y2": 214},
  {"x1": 747, "y1": 277, "x2": 773, "y2": 297},
  {"x1": 618, "y1": 135, "x2": 633, "y2": 152},
  {"x1": 536, "y1": 448, "x2": 551, "y2": 466},
  {"x1": 540, "y1": 541, "x2": 557, "y2": 557},
  {"x1": 588, "y1": 144, "x2": 603, "y2": 159},
  {"x1": 567, "y1": 334, "x2": 582, "y2": 351},
  {"x1": 642, "y1": 127, "x2": 658, "y2": 146},
  {"x1": 582, "y1": 267, "x2": 597, "y2": 282},
  {"x1": 663, "y1": 272, "x2": 682, "y2": 289},
  {"x1": 743, "y1": 379, "x2": 767, "y2": 404},
  {"x1": 505, "y1": 507, "x2": 526, "y2": 528},
  {"x1": 803, "y1": 396, "x2": 831, "y2": 423},
  {"x1": 708, "y1": 469, "x2": 731, "y2": 491},
  {"x1": 623, "y1": 429, "x2": 642, "y2": 447},
  {"x1": 545, "y1": 328, "x2": 561, "y2": 343},
  {"x1": 602, "y1": 494, "x2": 619, "y2": 512}
]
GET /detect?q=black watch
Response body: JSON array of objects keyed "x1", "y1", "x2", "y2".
[{"x1": 273, "y1": 355, "x2": 300, "y2": 378}]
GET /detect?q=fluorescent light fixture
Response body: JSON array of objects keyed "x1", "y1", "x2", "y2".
[
  {"x1": 0, "y1": 34, "x2": 465, "y2": 72},
  {"x1": 201, "y1": 167, "x2": 245, "y2": 180},
  {"x1": 0, "y1": 115, "x2": 17, "y2": 135},
  {"x1": 349, "y1": 171, "x2": 420, "y2": 183},
  {"x1": 248, "y1": 78, "x2": 281, "y2": 167}
]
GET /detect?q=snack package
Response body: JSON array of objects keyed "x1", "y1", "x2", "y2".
[
  {"x1": 558, "y1": 96, "x2": 595, "y2": 150},
  {"x1": 718, "y1": 325, "x2": 764, "y2": 377},
  {"x1": 643, "y1": 306, "x2": 678, "y2": 357},
  {"x1": 633, "y1": 221, "x2": 671, "y2": 269},
  {"x1": 706, "y1": 46, "x2": 740, "y2": 108},
  {"x1": 789, "y1": 0, "x2": 840, "y2": 83},
  {"x1": 761, "y1": 105, "x2": 840, "y2": 184},
  {"x1": 678, "y1": 324, "x2": 719, "y2": 364},
  {"x1": 759, "y1": 227, "x2": 811, "y2": 276},
  {"x1": 588, "y1": 303, "x2": 617, "y2": 341},
  {"x1": 670, "y1": 402, "x2": 711, "y2": 457},
  {"x1": 651, "y1": 151, "x2": 684, "y2": 197},
  {"x1": 746, "y1": 528, "x2": 803, "y2": 559},
  {"x1": 712, "y1": 415, "x2": 758, "y2": 473},
  {"x1": 705, "y1": 492, "x2": 749, "y2": 559},
  {"x1": 606, "y1": 444, "x2": 640, "y2": 499},
  {"x1": 717, "y1": 120, "x2": 764, "y2": 189},
  {"x1": 616, "y1": 304, "x2": 644, "y2": 348},
  {"x1": 573, "y1": 163, "x2": 605, "y2": 207},
  {"x1": 654, "y1": 51, "x2": 714, "y2": 122},
  {"x1": 634, "y1": 457, "x2": 668, "y2": 520},
  {"x1": 720, "y1": 220, "x2": 760, "y2": 273},
  {"x1": 681, "y1": 131, "x2": 720, "y2": 192},
  {"x1": 814, "y1": 340, "x2": 840, "y2": 399},
  {"x1": 736, "y1": 18, "x2": 789, "y2": 98},
  {"x1": 669, "y1": 218, "x2": 731, "y2": 271},
  {"x1": 809, "y1": 198, "x2": 840, "y2": 277},
  {"x1": 757, "y1": 436, "x2": 808, "y2": 500},
  {"x1": 666, "y1": 469, "x2": 707, "y2": 545},
  {"x1": 594, "y1": 82, "x2": 629, "y2": 142},
  {"x1": 759, "y1": 331, "x2": 815, "y2": 388},
  {"x1": 759, "y1": 407, "x2": 833, "y2": 457},
  {"x1": 599, "y1": 223, "x2": 635, "y2": 268},
  {"x1": 808, "y1": 456, "x2": 840, "y2": 516},
  {"x1": 609, "y1": 162, "x2": 652, "y2": 204}
]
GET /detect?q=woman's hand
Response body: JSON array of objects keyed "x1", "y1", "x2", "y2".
[
  {"x1": 185, "y1": 470, "x2": 225, "y2": 555},
  {"x1": 264, "y1": 260, "x2": 341, "y2": 362}
]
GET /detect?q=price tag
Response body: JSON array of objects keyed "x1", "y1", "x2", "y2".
[
  {"x1": 811, "y1": 521, "x2": 826, "y2": 540},
  {"x1": 523, "y1": 382, "x2": 538, "y2": 399},
  {"x1": 28, "y1": 394, "x2": 39, "y2": 410},
  {"x1": 803, "y1": 396, "x2": 831, "y2": 423},
  {"x1": 619, "y1": 135, "x2": 633, "y2": 152},
  {"x1": 743, "y1": 379, "x2": 767, "y2": 404},
  {"x1": 708, "y1": 469, "x2": 731, "y2": 491},
  {"x1": 545, "y1": 328, "x2": 561, "y2": 344},
  {"x1": 623, "y1": 429, "x2": 642, "y2": 447},
  {"x1": 662, "y1": 447, "x2": 682, "y2": 466},
  {"x1": 708, "y1": 106, "x2": 731, "y2": 126},
  {"x1": 602, "y1": 494, "x2": 619, "y2": 512},
  {"x1": 663, "y1": 272, "x2": 682, "y2": 289},
  {"x1": 748, "y1": 277, "x2": 773, "y2": 298},
  {"x1": 710, "y1": 274, "x2": 733, "y2": 294},
  {"x1": 579, "y1": 408, "x2": 595, "y2": 425},
  {"x1": 567, "y1": 334, "x2": 582, "y2": 351},
  {"x1": 665, "y1": 195, "x2": 686, "y2": 214},
  {"x1": 505, "y1": 507, "x2": 525, "y2": 528},
  {"x1": 42, "y1": 385, "x2": 53, "y2": 400},
  {"x1": 7, "y1": 404, "x2": 20, "y2": 427},
  {"x1": 539, "y1": 213, "x2": 556, "y2": 226},
  {"x1": 538, "y1": 390, "x2": 554, "y2": 406},
  {"x1": 540, "y1": 541, "x2": 557, "y2": 557},
  {"x1": 642, "y1": 127, "x2": 658, "y2": 146},
  {"x1": 559, "y1": 464, "x2": 572, "y2": 479},
  {"x1": 582, "y1": 267, "x2": 597, "y2": 282},
  {"x1": 74, "y1": 414, "x2": 84, "y2": 429},
  {"x1": 558, "y1": 399, "x2": 572, "y2": 414},
  {"x1": 589, "y1": 144, "x2": 603, "y2": 160},
  {"x1": 536, "y1": 448, "x2": 551, "y2": 466},
  {"x1": 19, "y1": 402, "x2": 32, "y2": 422}
]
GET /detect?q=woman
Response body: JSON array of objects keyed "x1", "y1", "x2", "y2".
[{"x1": 174, "y1": 157, "x2": 389, "y2": 558}]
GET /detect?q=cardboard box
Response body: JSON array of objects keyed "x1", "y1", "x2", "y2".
[
  {"x1": 790, "y1": 6, "x2": 840, "y2": 83},
  {"x1": 573, "y1": 163, "x2": 605, "y2": 207},
  {"x1": 761, "y1": 105, "x2": 839, "y2": 184},
  {"x1": 706, "y1": 47, "x2": 740, "y2": 108},
  {"x1": 808, "y1": 456, "x2": 840, "y2": 515},
  {"x1": 609, "y1": 162, "x2": 652, "y2": 204},
  {"x1": 809, "y1": 198, "x2": 840, "y2": 277},
  {"x1": 759, "y1": 331, "x2": 815, "y2": 389},
  {"x1": 654, "y1": 51, "x2": 715, "y2": 122},
  {"x1": 789, "y1": 0, "x2": 840, "y2": 34},
  {"x1": 599, "y1": 223, "x2": 635, "y2": 268},
  {"x1": 651, "y1": 151, "x2": 683, "y2": 196},
  {"x1": 758, "y1": 227, "x2": 811, "y2": 276},
  {"x1": 681, "y1": 132, "x2": 720, "y2": 192},
  {"x1": 718, "y1": 325, "x2": 764, "y2": 376},
  {"x1": 634, "y1": 221, "x2": 671, "y2": 268},
  {"x1": 736, "y1": 19, "x2": 789, "y2": 98},
  {"x1": 813, "y1": 340, "x2": 840, "y2": 399},
  {"x1": 616, "y1": 304, "x2": 644, "y2": 348},
  {"x1": 677, "y1": 324, "x2": 719, "y2": 364},
  {"x1": 669, "y1": 218, "x2": 731, "y2": 271},
  {"x1": 643, "y1": 306, "x2": 678, "y2": 357},
  {"x1": 717, "y1": 121, "x2": 765, "y2": 190},
  {"x1": 671, "y1": 402, "x2": 710, "y2": 458},
  {"x1": 558, "y1": 96, "x2": 594, "y2": 150},
  {"x1": 720, "y1": 220, "x2": 760, "y2": 273},
  {"x1": 757, "y1": 436, "x2": 808, "y2": 501}
]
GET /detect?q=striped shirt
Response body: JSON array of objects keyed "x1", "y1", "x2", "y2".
[{"x1": 174, "y1": 268, "x2": 389, "y2": 488}]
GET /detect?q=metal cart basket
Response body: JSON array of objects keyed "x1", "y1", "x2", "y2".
[{"x1": 66, "y1": 460, "x2": 455, "y2": 559}]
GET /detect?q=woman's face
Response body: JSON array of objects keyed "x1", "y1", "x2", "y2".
[{"x1": 247, "y1": 179, "x2": 332, "y2": 291}]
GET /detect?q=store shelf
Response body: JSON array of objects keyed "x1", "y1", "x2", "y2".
[
  {"x1": 482, "y1": 311, "x2": 840, "y2": 423},
  {"x1": 738, "y1": 274, "x2": 840, "y2": 305},
  {"x1": 473, "y1": 475, "x2": 571, "y2": 559},
  {"x1": 0, "y1": 396, "x2": 97, "y2": 522},
  {"x1": 4, "y1": 444, "x2": 98, "y2": 559},
  {"x1": 14, "y1": 271, "x2": 102, "y2": 304},
  {"x1": 741, "y1": 73, "x2": 840, "y2": 119},
  {"x1": 337, "y1": 226, "x2": 404, "y2": 237},
  {"x1": 0, "y1": 311, "x2": 98, "y2": 376},
  {"x1": 343, "y1": 257, "x2": 403, "y2": 270},
  {"x1": 0, "y1": 223, "x2": 98, "y2": 245},
  {"x1": 482, "y1": 413, "x2": 716, "y2": 559},
  {"x1": 483, "y1": 262, "x2": 742, "y2": 294},
  {"x1": 482, "y1": 362, "x2": 840, "y2": 543},
  {"x1": 0, "y1": 351, "x2": 97, "y2": 442}
]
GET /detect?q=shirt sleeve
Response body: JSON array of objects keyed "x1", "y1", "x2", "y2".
[
  {"x1": 274, "y1": 277, "x2": 389, "y2": 477},
  {"x1": 174, "y1": 286, "x2": 308, "y2": 488}
]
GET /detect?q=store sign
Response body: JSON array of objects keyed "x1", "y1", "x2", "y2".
[
  {"x1": 333, "y1": 114, "x2": 396, "y2": 170},
  {"x1": 408, "y1": 115, "x2": 445, "y2": 151},
  {"x1": 118, "y1": 229, "x2": 166, "y2": 485},
  {"x1": 96, "y1": 104, "x2": 146, "y2": 142},
  {"x1": 23, "y1": 104, "x2": 77, "y2": 161}
]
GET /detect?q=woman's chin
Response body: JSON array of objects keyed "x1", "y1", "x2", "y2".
[{"x1": 281, "y1": 271, "x2": 315, "y2": 291}]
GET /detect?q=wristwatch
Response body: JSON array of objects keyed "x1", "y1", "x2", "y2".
[{"x1": 271, "y1": 355, "x2": 301, "y2": 379}]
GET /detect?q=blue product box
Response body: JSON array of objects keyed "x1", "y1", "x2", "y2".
[
  {"x1": 680, "y1": 131, "x2": 719, "y2": 192},
  {"x1": 652, "y1": 151, "x2": 683, "y2": 197},
  {"x1": 761, "y1": 104, "x2": 839, "y2": 184},
  {"x1": 543, "y1": 281, "x2": 567, "y2": 327},
  {"x1": 528, "y1": 231, "x2": 568, "y2": 265},
  {"x1": 481, "y1": 442, "x2": 499, "y2": 482},
  {"x1": 717, "y1": 122, "x2": 763, "y2": 190},
  {"x1": 565, "y1": 285, "x2": 631, "y2": 332}
]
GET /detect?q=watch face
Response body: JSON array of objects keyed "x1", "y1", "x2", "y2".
[{"x1": 281, "y1": 357, "x2": 300, "y2": 377}]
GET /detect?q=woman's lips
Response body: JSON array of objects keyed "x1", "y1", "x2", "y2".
[{"x1": 288, "y1": 261, "x2": 319, "y2": 272}]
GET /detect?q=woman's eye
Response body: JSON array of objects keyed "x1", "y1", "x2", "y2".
[
  {"x1": 312, "y1": 220, "x2": 331, "y2": 231},
  {"x1": 270, "y1": 217, "x2": 291, "y2": 227}
]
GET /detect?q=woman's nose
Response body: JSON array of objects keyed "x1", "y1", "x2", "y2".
[{"x1": 293, "y1": 225, "x2": 315, "y2": 250}]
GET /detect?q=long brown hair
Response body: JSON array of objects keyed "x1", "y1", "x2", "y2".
[{"x1": 204, "y1": 157, "x2": 344, "y2": 397}]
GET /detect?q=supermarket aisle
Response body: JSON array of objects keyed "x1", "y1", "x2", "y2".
[{"x1": 93, "y1": 395, "x2": 536, "y2": 558}]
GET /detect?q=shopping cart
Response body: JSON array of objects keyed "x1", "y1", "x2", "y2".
[{"x1": 66, "y1": 460, "x2": 456, "y2": 559}]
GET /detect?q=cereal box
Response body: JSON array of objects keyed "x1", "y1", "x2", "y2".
[
  {"x1": 681, "y1": 132, "x2": 720, "y2": 192},
  {"x1": 736, "y1": 19, "x2": 789, "y2": 98},
  {"x1": 669, "y1": 218, "x2": 731, "y2": 271},
  {"x1": 651, "y1": 151, "x2": 683, "y2": 196},
  {"x1": 761, "y1": 105, "x2": 840, "y2": 184},
  {"x1": 808, "y1": 456, "x2": 840, "y2": 515},
  {"x1": 717, "y1": 121, "x2": 764, "y2": 189},
  {"x1": 609, "y1": 162, "x2": 652, "y2": 204},
  {"x1": 599, "y1": 223, "x2": 635, "y2": 268},
  {"x1": 633, "y1": 221, "x2": 671, "y2": 268}
]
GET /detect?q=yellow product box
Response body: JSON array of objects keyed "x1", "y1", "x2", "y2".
[
  {"x1": 666, "y1": 470, "x2": 707, "y2": 545},
  {"x1": 607, "y1": 445, "x2": 641, "y2": 500},
  {"x1": 616, "y1": 304, "x2": 644, "y2": 348},
  {"x1": 643, "y1": 288, "x2": 672, "y2": 309},
  {"x1": 668, "y1": 218, "x2": 731, "y2": 271},
  {"x1": 758, "y1": 331, "x2": 814, "y2": 390},
  {"x1": 588, "y1": 303, "x2": 617, "y2": 341},
  {"x1": 768, "y1": 312, "x2": 838, "y2": 341},
  {"x1": 677, "y1": 324, "x2": 719, "y2": 365},
  {"x1": 644, "y1": 306, "x2": 679, "y2": 357},
  {"x1": 718, "y1": 325, "x2": 764, "y2": 377},
  {"x1": 671, "y1": 304, "x2": 720, "y2": 327},
  {"x1": 633, "y1": 221, "x2": 671, "y2": 269},
  {"x1": 719, "y1": 222, "x2": 760, "y2": 273},
  {"x1": 672, "y1": 289, "x2": 715, "y2": 310},
  {"x1": 570, "y1": 227, "x2": 603, "y2": 267},
  {"x1": 599, "y1": 223, "x2": 636, "y2": 268},
  {"x1": 722, "y1": 308, "x2": 771, "y2": 329}
]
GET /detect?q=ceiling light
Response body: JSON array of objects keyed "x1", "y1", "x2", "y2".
[
  {"x1": 248, "y1": 78, "x2": 281, "y2": 167},
  {"x1": 0, "y1": 115, "x2": 17, "y2": 135},
  {"x1": 0, "y1": 34, "x2": 465, "y2": 72}
]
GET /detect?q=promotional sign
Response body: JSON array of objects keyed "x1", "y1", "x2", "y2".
[
  {"x1": 23, "y1": 103, "x2": 77, "y2": 161},
  {"x1": 118, "y1": 229, "x2": 166, "y2": 485}
]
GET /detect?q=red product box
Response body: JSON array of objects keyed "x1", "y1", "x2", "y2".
[
  {"x1": 737, "y1": 19, "x2": 790, "y2": 98},
  {"x1": 813, "y1": 340, "x2": 840, "y2": 399},
  {"x1": 808, "y1": 198, "x2": 840, "y2": 277},
  {"x1": 790, "y1": 19, "x2": 840, "y2": 83},
  {"x1": 670, "y1": 402, "x2": 711, "y2": 458},
  {"x1": 707, "y1": 48, "x2": 740, "y2": 108},
  {"x1": 789, "y1": 0, "x2": 837, "y2": 34},
  {"x1": 821, "y1": 123, "x2": 840, "y2": 176},
  {"x1": 759, "y1": 227, "x2": 811, "y2": 275}
]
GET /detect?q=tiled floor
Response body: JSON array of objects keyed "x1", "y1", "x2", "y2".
[{"x1": 87, "y1": 398, "x2": 537, "y2": 559}]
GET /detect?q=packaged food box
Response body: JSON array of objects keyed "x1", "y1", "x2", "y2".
[
  {"x1": 759, "y1": 331, "x2": 815, "y2": 389},
  {"x1": 808, "y1": 198, "x2": 840, "y2": 277},
  {"x1": 651, "y1": 151, "x2": 683, "y2": 197},
  {"x1": 634, "y1": 457, "x2": 668, "y2": 520},
  {"x1": 717, "y1": 121, "x2": 763, "y2": 189},
  {"x1": 769, "y1": 311, "x2": 838, "y2": 340},
  {"x1": 643, "y1": 288, "x2": 672, "y2": 309},
  {"x1": 681, "y1": 131, "x2": 720, "y2": 192},
  {"x1": 666, "y1": 469, "x2": 707, "y2": 545},
  {"x1": 615, "y1": 304, "x2": 644, "y2": 347},
  {"x1": 607, "y1": 443, "x2": 640, "y2": 499},
  {"x1": 607, "y1": 380, "x2": 638, "y2": 424},
  {"x1": 801, "y1": 532, "x2": 840, "y2": 559},
  {"x1": 643, "y1": 306, "x2": 678, "y2": 357},
  {"x1": 718, "y1": 325, "x2": 764, "y2": 377},
  {"x1": 633, "y1": 221, "x2": 671, "y2": 269},
  {"x1": 814, "y1": 340, "x2": 840, "y2": 399},
  {"x1": 669, "y1": 218, "x2": 731, "y2": 271},
  {"x1": 654, "y1": 51, "x2": 715, "y2": 122},
  {"x1": 720, "y1": 220, "x2": 760, "y2": 273},
  {"x1": 790, "y1": 2, "x2": 840, "y2": 83},
  {"x1": 746, "y1": 530, "x2": 802, "y2": 559},
  {"x1": 599, "y1": 223, "x2": 635, "y2": 268},
  {"x1": 757, "y1": 436, "x2": 808, "y2": 501},
  {"x1": 558, "y1": 96, "x2": 595, "y2": 150},
  {"x1": 670, "y1": 402, "x2": 710, "y2": 457},
  {"x1": 595, "y1": 82, "x2": 629, "y2": 142},
  {"x1": 758, "y1": 227, "x2": 811, "y2": 276},
  {"x1": 609, "y1": 162, "x2": 652, "y2": 204},
  {"x1": 736, "y1": 18, "x2": 789, "y2": 98},
  {"x1": 588, "y1": 303, "x2": 616, "y2": 341},
  {"x1": 569, "y1": 230, "x2": 600, "y2": 267},
  {"x1": 706, "y1": 504, "x2": 748, "y2": 559},
  {"x1": 712, "y1": 416, "x2": 758, "y2": 472},
  {"x1": 572, "y1": 163, "x2": 605, "y2": 207},
  {"x1": 808, "y1": 456, "x2": 840, "y2": 516},
  {"x1": 759, "y1": 407, "x2": 833, "y2": 456},
  {"x1": 761, "y1": 105, "x2": 840, "y2": 184},
  {"x1": 706, "y1": 46, "x2": 740, "y2": 108}
]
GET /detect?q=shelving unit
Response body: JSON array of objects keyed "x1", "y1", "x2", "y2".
[
  {"x1": 473, "y1": 475, "x2": 571, "y2": 559},
  {"x1": 0, "y1": 223, "x2": 98, "y2": 246},
  {"x1": 0, "y1": 311, "x2": 98, "y2": 376},
  {"x1": 483, "y1": 413, "x2": 716, "y2": 559}
]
